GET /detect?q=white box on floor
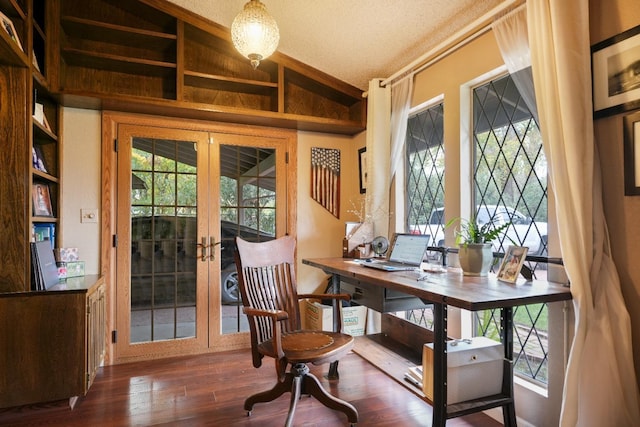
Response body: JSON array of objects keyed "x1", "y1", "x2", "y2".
[
  {"x1": 341, "y1": 305, "x2": 367, "y2": 336},
  {"x1": 305, "y1": 301, "x2": 333, "y2": 331},
  {"x1": 422, "y1": 336, "x2": 503, "y2": 404},
  {"x1": 304, "y1": 301, "x2": 367, "y2": 336}
]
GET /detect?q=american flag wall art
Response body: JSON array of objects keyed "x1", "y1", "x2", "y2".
[{"x1": 311, "y1": 147, "x2": 340, "y2": 218}]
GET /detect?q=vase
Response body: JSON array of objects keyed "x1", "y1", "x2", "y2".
[{"x1": 458, "y1": 243, "x2": 494, "y2": 276}]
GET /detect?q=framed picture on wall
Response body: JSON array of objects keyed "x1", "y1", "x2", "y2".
[
  {"x1": 624, "y1": 110, "x2": 640, "y2": 195},
  {"x1": 32, "y1": 183, "x2": 53, "y2": 217},
  {"x1": 358, "y1": 147, "x2": 367, "y2": 194},
  {"x1": 592, "y1": 23, "x2": 640, "y2": 119}
]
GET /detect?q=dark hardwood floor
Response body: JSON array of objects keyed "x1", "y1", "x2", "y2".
[{"x1": 0, "y1": 349, "x2": 503, "y2": 426}]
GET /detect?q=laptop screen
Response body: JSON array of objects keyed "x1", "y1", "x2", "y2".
[{"x1": 388, "y1": 233, "x2": 431, "y2": 264}]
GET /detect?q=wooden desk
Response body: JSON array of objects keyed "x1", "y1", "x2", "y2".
[{"x1": 302, "y1": 258, "x2": 572, "y2": 427}]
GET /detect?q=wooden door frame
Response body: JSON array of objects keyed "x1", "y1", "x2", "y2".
[
  {"x1": 101, "y1": 111, "x2": 297, "y2": 365},
  {"x1": 114, "y1": 124, "x2": 211, "y2": 362}
]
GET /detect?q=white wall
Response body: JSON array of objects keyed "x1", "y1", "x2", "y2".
[
  {"x1": 61, "y1": 107, "x2": 102, "y2": 275},
  {"x1": 295, "y1": 131, "x2": 366, "y2": 293}
]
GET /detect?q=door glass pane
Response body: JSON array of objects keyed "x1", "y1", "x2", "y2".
[
  {"x1": 130, "y1": 137, "x2": 198, "y2": 343},
  {"x1": 220, "y1": 145, "x2": 276, "y2": 334}
]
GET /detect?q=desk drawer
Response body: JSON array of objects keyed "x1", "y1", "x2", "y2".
[{"x1": 340, "y1": 279, "x2": 430, "y2": 312}]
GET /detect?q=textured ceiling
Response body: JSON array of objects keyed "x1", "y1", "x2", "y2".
[{"x1": 167, "y1": 0, "x2": 506, "y2": 90}]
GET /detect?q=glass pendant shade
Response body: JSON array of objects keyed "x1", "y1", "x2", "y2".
[{"x1": 231, "y1": 0, "x2": 280, "y2": 69}]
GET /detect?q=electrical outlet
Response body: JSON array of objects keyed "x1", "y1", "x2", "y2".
[{"x1": 81, "y1": 208, "x2": 98, "y2": 223}]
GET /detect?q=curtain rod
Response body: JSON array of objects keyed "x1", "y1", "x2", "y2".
[{"x1": 380, "y1": 0, "x2": 524, "y2": 88}]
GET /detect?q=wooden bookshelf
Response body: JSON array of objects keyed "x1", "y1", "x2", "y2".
[{"x1": 52, "y1": 0, "x2": 366, "y2": 135}]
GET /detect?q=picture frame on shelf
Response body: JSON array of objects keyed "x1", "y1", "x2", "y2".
[
  {"x1": 592, "y1": 24, "x2": 640, "y2": 119},
  {"x1": 496, "y1": 246, "x2": 528, "y2": 283},
  {"x1": 358, "y1": 147, "x2": 367, "y2": 194},
  {"x1": 623, "y1": 110, "x2": 640, "y2": 195},
  {"x1": 32, "y1": 183, "x2": 53, "y2": 217},
  {"x1": 33, "y1": 102, "x2": 52, "y2": 132},
  {"x1": 0, "y1": 11, "x2": 23, "y2": 51}
]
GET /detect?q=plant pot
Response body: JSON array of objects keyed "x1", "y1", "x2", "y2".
[{"x1": 458, "y1": 243, "x2": 493, "y2": 276}]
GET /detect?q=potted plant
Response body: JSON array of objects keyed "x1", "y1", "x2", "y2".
[{"x1": 446, "y1": 216, "x2": 511, "y2": 276}]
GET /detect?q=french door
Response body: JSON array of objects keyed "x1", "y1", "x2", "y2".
[{"x1": 113, "y1": 121, "x2": 291, "y2": 362}]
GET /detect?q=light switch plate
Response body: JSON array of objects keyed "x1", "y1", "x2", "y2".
[{"x1": 81, "y1": 208, "x2": 98, "y2": 223}]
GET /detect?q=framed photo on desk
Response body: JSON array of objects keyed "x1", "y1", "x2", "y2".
[{"x1": 497, "y1": 246, "x2": 528, "y2": 283}]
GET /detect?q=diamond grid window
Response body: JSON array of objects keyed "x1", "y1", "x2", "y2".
[
  {"x1": 400, "y1": 103, "x2": 444, "y2": 329},
  {"x1": 406, "y1": 103, "x2": 445, "y2": 243},
  {"x1": 473, "y1": 74, "x2": 550, "y2": 385},
  {"x1": 474, "y1": 304, "x2": 549, "y2": 384},
  {"x1": 405, "y1": 306, "x2": 435, "y2": 330}
]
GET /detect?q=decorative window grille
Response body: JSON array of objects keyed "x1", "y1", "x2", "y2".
[
  {"x1": 400, "y1": 75, "x2": 552, "y2": 386},
  {"x1": 401, "y1": 103, "x2": 444, "y2": 332},
  {"x1": 473, "y1": 74, "x2": 550, "y2": 385}
]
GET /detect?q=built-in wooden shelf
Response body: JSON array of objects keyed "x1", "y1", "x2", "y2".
[
  {"x1": 53, "y1": 0, "x2": 366, "y2": 135},
  {"x1": 353, "y1": 334, "x2": 427, "y2": 399},
  {"x1": 32, "y1": 168, "x2": 59, "y2": 183}
]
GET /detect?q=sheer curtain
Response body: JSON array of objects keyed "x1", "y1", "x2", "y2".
[
  {"x1": 389, "y1": 76, "x2": 413, "y2": 231},
  {"x1": 526, "y1": 1, "x2": 640, "y2": 426},
  {"x1": 365, "y1": 78, "x2": 391, "y2": 237},
  {"x1": 492, "y1": 6, "x2": 538, "y2": 121}
]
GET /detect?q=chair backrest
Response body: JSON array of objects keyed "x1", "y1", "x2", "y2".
[{"x1": 234, "y1": 236, "x2": 302, "y2": 352}]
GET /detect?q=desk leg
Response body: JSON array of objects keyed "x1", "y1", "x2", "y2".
[
  {"x1": 501, "y1": 307, "x2": 517, "y2": 426},
  {"x1": 328, "y1": 273, "x2": 341, "y2": 380},
  {"x1": 432, "y1": 302, "x2": 447, "y2": 427}
]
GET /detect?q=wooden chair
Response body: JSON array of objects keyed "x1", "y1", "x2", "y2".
[{"x1": 234, "y1": 236, "x2": 359, "y2": 427}]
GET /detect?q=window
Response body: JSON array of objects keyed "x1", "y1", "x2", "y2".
[
  {"x1": 400, "y1": 74, "x2": 553, "y2": 386},
  {"x1": 473, "y1": 74, "x2": 550, "y2": 385},
  {"x1": 405, "y1": 102, "x2": 445, "y2": 246},
  {"x1": 402, "y1": 102, "x2": 444, "y2": 330}
]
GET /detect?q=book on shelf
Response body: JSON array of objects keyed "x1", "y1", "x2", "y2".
[
  {"x1": 403, "y1": 365, "x2": 423, "y2": 389},
  {"x1": 403, "y1": 372, "x2": 421, "y2": 389},
  {"x1": 32, "y1": 222, "x2": 55, "y2": 249},
  {"x1": 30, "y1": 240, "x2": 59, "y2": 291},
  {"x1": 407, "y1": 365, "x2": 423, "y2": 382}
]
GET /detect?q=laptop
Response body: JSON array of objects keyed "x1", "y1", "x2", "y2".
[{"x1": 362, "y1": 233, "x2": 430, "y2": 271}]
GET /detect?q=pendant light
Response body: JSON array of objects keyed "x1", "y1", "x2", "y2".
[{"x1": 231, "y1": 0, "x2": 280, "y2": 69}]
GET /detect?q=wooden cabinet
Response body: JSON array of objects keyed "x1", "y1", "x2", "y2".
[
  {"x1": 0, "y1": 0, "x2": 94, "y2": 410},
  {"x1": 53, "y1": 0, "x2": 366, "y2": 135},
  {"x1": 0, "y1": 276, "x2": 105, "y2": 409},
  {"x1": 86, "y1": 279, "x2": 106, "y2": 391}
]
